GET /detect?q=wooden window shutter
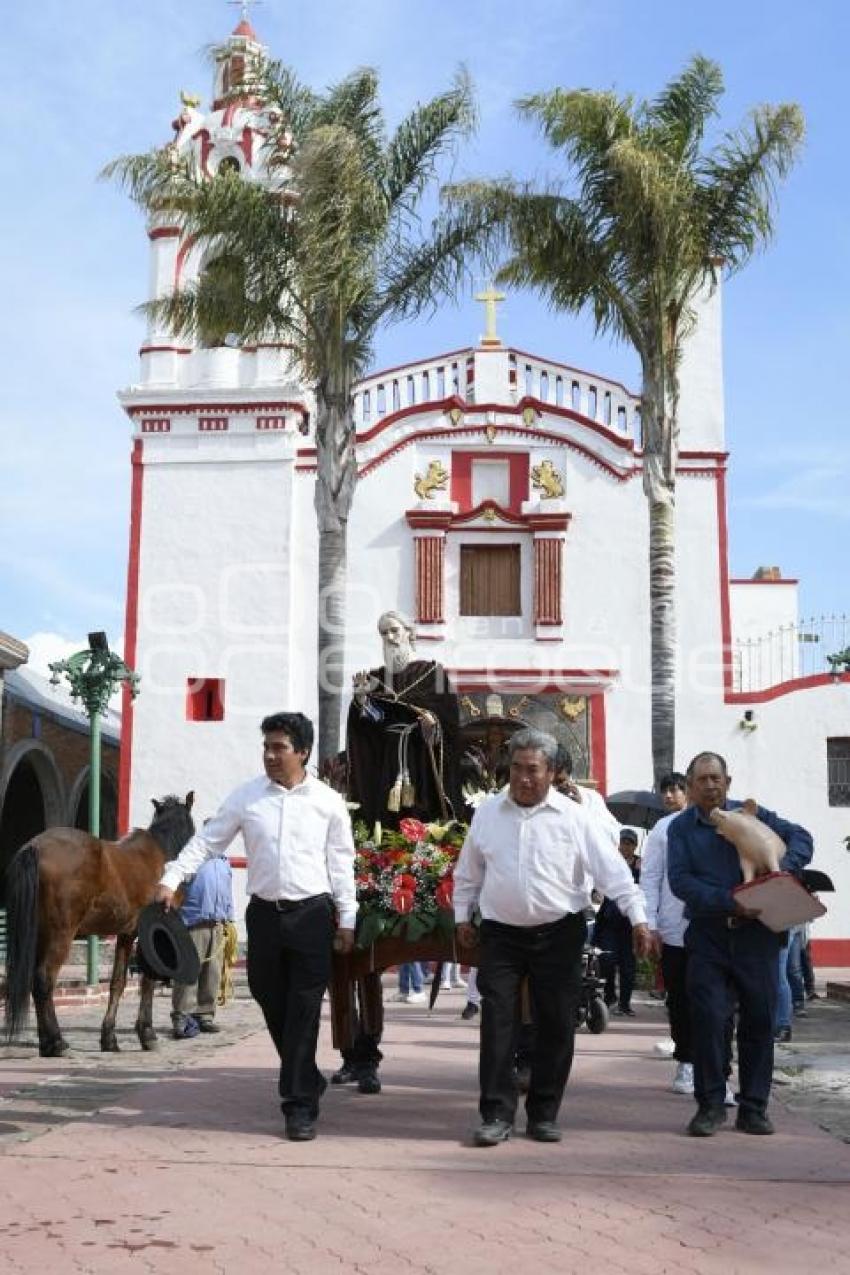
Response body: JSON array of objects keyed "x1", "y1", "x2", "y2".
[{"x1": 460, "y1": 545, "x2": 521, "y2": 616}]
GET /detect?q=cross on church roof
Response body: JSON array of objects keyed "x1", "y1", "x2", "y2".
[
  {"x1": 475, "y1": 284, "x2": 506, "y2": 347},
  {"x1": 228, "y1": 0, "x2": 262, "y2": 30}
]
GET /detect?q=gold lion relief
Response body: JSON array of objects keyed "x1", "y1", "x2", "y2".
[
  {"x1": 413, "y1": 460, "x2": 449, "y2": 500},
  {"x1": 531, "y1": 459, "x2": 565, "y2": 499}
]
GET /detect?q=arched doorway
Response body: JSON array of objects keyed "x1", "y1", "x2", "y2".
[
  {"x1": 72, "y1": 771, "x2": 118, "y2": 840},
  {"x1": 0, "y1": 757, "x2": 45, "y2": 903},
  {"x1": 0, "y1": 743, "x2": 65, "y2": 904}
]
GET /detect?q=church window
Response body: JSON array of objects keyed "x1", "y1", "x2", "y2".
[
  {"x1": 186, "y1": 678, "x2": 225, "y2": 723},
  {"x1": 827, "y1": 738, "x2": 850, "y2": 806},
  {"x1": 460, "y1": 545, "x2": 521, "y2": 617}
]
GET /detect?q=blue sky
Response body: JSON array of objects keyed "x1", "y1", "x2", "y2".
[{"x1": 2, "y1": 0, "x2": 848, "y2": 669}]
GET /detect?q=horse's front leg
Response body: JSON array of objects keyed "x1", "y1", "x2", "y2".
[
  {"x1": 136, "y1": 972, "x2": 159, "y2": 1051},
  {"x1": 101, "y1": 934, "x2": 133, "y2": 1051}
]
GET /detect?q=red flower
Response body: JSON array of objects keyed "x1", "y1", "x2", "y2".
[
  {"x1": 435, "y1": 877, "x2": 454, "y2": 911},
  {"x1": 390, "y1": 874, "x2": 417, "y2": 914},
  {"x1": 399, "y1": 817, "x2": 428, "y2": 844}
]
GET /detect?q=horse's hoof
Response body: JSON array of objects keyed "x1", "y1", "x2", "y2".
[
  {"x1": 101, "y1": 1037, "x2": 121, "y2": 1053},
  {"x1": 40, "y1": 1039, "x2": 70, "y2": 1058},
  {"x1": 139, "y1": 1035, "x2": 159, "y2": 1052}
]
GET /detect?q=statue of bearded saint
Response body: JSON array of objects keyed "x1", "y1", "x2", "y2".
[{"x1": 346, "y1": 610, "x2": 461, "y2": 828}]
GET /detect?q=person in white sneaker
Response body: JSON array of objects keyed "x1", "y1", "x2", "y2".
[
  {"x1": 640, "y1": 773, "x2": 696, "y2": 1095},
  {"x1": 641, "y1": 772, "x2": 736, "y2": 1105}
]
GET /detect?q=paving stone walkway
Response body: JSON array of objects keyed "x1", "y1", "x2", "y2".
[{"x1": 1, "y1": 983, "x2": 850, "y2": 1273}]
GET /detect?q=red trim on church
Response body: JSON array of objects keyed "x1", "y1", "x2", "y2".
[
  {"x1": 118, "y1": 440, "x2": 144, "y2": 832},
  {"x1": 729, "y1": 577, "x2": 799, "y2": 585},
  {"x1": 451, "y1": 452, "x2": 529, "y2": 512},
  {"x1": 810, "y1": 939, "x2": 850, "y2": 966},
  {"x1": 294, "y1": 424, "x2": 636, "y2": 481},
  {"x1": 589, "y1": 694, "x2": 608, "y2": 794}
]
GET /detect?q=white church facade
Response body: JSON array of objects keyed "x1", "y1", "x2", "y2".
[{"x1": 117, "y1": 20, "x2": 850, "y2": 961}]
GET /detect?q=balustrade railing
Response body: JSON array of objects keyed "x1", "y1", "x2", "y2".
[
  {"x1": 733, "y1": 613, "x2": 850, "y2": 692},
  {"x1": 351, "y1": 347, "x2": 641, "y2": 436}
]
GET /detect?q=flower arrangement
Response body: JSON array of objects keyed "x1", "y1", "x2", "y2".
[{"x1": 352, "y1": 815, "x2": 467, "y2": 948}]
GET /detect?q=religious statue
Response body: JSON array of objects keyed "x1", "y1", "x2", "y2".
[
  {"x1": 346, "y1": 610, "x2": 462, "y2": 828},
  {"x1": 334, "y1": 610, "x2": 462, "y2": 1096}
]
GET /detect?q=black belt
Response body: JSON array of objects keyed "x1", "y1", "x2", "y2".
[{"x1": 251, "y1": 893, "x2": 331, "y2": 913}]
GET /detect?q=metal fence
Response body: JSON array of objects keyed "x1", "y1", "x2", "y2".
[{"x1": 733, "y1": 614, "x2": 850, "y2": 693}]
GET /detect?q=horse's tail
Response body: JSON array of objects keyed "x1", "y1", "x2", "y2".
[{"x1": 3, "y1": 842, "x2": 39, "y2": 1040}]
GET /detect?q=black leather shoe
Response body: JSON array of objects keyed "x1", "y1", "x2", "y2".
[
  {"x1": 461, "y1": 1003, "x2": 479, "y2": 1021},
  {"x1": 357, "y1": 1067, "x2": 382, "y2": 1095},
  {"x1": 526, "y1": 1121, "x2": 562, "y2": 1143},
  {"x1": 474, "y1": 1119, "x2": 512, "y2": 1146},
  {"x1": 285, "y1": 1112, "x2": 317, "y2": 1141},
  {"x1": 736, "y1": 1109, "x2": 775, "y2": 1135},
  {"x1": 774, "y1": 1026, "x2": 792, "y2": 1043},
  {"x1": 331, "y1": 1063, "x2": 358, "y2": 1085},
  {"x1": 687, "y1": 1105, "x2": 727, "y2": 1137},
  {"x1": 195, "y1": 1018, "x2": 221, "y2": 1033}
]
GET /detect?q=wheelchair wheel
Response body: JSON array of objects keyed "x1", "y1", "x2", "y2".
[{"x1": 587, "y1": 996, "x2": 609, "y2": 1034}]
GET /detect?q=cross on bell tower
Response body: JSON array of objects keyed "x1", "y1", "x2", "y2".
[{"x1": 475, "y1": 284, "x2": 506, "y2": 347}]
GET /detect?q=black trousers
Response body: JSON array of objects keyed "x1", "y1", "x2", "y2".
[
  {"x1": 662, "y1": 943, "x2": 736, "y2": 1073},
  {"x1": 477, "y1": 912, "x2": 586, "y2": 1124},
  {"x1": 661, "y1": 944, "x2": 692, "y2": 1062},
  {"x1": 686, "y1": 920, "x2": 780, "y2": 1115},
  {"x1": 246, "y1": 894, "x2": 335, "y2": 1116},
  {"x1": 599, "y1": 923, "x2": 635, "y2": 1009}
]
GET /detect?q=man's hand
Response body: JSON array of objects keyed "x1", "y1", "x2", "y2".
[
  {"x1": 333, "y1": 927, "x2": 355, "y2": 955},
  {"x1": 456, "y1": 921, "x2": 477, "y2": 949},
  {"x1": 155, "y1": 885, "x2": 175, "y2": 911},
  {"x1": 632, "y1": 923, "x2": 653, "y2": 958},
  {"x1": 648, "y1": 928, "x2": 664, "y2": 959},
  {"x1": 352, "y1": 670, "x2": 376, "y2": 705}
]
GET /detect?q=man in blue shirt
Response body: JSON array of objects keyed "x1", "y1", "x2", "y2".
[
  {"x1": 667, "y1": 751, "x2": 812, "y2": 1138},
  {"x1": 171, "y1": 854, "x2": 235, "y2": 1039}
]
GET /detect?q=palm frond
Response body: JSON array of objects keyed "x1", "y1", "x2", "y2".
[
  {"x1": 697, "y1": 102, "x2": 804, "y2": 271},
  {"x1": 384, "y1": 69, "x2": 476, "y2": 214},
  {"x1": 646, "y1": 55, "x2": 723, "y2": 159}
]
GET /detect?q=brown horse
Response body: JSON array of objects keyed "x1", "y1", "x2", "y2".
[{"x1": 3, "y1": 793, "x2": 195, "y2": 1057}]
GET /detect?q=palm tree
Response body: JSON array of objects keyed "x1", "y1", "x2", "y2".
[
  {"x1": 106, "y1": 56, "x2": 481, "y2": 762},
  {"x1": 443, "y1": 56, "x2": 803, "y2": 781}
]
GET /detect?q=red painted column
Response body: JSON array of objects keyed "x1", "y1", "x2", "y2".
[
  {"x1": 533, "y1": 536, "x2": 563, "y2": 625},
  {"x1": 415, "y1": 535, "x2": 445, "y2": 623}
]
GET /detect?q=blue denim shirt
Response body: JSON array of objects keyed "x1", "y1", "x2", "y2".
[
  {"x1": 667, "y1": 801, "x2": 813, "y2": 919},
  {"x1": 178, "y1": 856, "x2": 234, "y2": 927}
]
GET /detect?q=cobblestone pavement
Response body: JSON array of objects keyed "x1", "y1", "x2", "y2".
[{"x1": 1, "y1": 981, "x2": 850, "y2": 1273}]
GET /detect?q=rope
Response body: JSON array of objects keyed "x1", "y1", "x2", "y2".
[{"x1": 217, "y1": 921, "x2": 240, "y2": 1006}]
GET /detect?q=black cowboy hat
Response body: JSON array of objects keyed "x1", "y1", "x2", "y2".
[
  {"x1": 136, "y1": 904, "x2": 201, "y2": 984},
  {"x1": 801, "y1": 868, "x2": 835, "y2": 894}
]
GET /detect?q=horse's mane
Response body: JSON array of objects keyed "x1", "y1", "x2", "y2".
[{"x1": 148, "y1": 795, "x2": 195, "y2": 861}]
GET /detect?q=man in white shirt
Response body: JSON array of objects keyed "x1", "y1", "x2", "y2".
[
  {"x1": 639, "y1": 772, "x2": 692, "y2": 1090},
  {"x1": 455, "y1": 727, "x2": 650, "y2": 1147},
  {"x1": 156, "y1": 712, "x2": 356, "y2": 1142}
]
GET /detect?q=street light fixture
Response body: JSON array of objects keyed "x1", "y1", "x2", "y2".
[{"x1": 49, "y1": 634, "x2": 140, "y2": 986}]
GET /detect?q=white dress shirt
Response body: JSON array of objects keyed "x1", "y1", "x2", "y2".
[
  {"x1": 638, "y1": 811, "x2": 686, "y2": 946},
  {"x1": 453, "y1": 786, "x2": 646, "y2": 928},
  {"x1": 571, "y1": 785, "x2": 621, "y2": 847},
  {"x1": 160, "y1": 773, "x2": 357, "y2": 929}
]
